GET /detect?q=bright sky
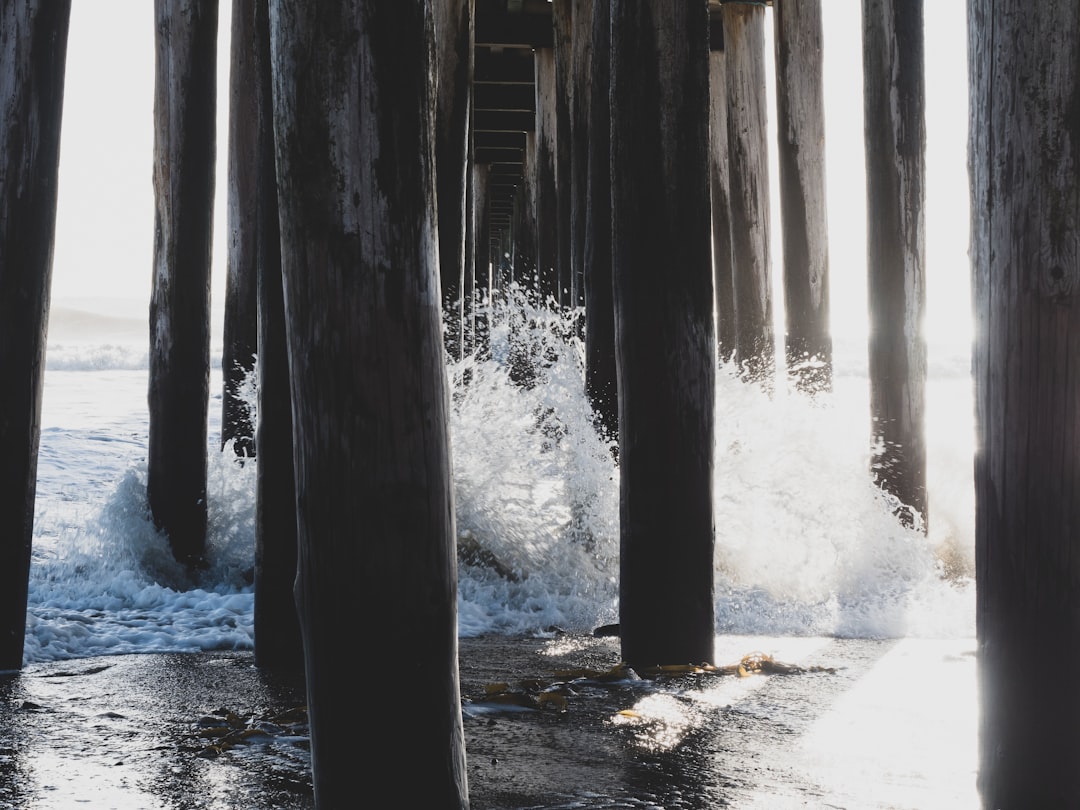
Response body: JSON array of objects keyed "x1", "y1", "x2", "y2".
[
  {"x1": 51, "y1": 0, "x2": 970, "y2": 346},
  {"x1": 813, "y1": 1, "x2": 971, "y2": 345},
  {"x1": 53, "y1": 0, "x2": 232, "y2": 316}
]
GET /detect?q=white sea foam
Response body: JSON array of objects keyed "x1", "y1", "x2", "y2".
[{"x1": 27, "y1": 292, "x2": 975, "y2": 666}]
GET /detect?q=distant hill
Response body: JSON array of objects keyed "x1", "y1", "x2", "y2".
[{"x1": 49, "y1": 304, "x2": 146, "y2": 344}]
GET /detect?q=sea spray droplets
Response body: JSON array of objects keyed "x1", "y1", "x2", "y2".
[
  {"x1": 710, "y1": 359, "x2": 974, "y2": 639},
  {"x1": 450, "y1": 286, "x2": 621, "y2": 636},
  {"x1": 25, "y1": 297, "x2": 975, "y2": 665},
  {"x1": 26, "y1": 446, "x2": 257, "y2": 665}
]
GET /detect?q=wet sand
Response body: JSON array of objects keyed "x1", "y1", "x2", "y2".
[{"x1": 0, "y1": 634, "x2": 978, "y2": 809}]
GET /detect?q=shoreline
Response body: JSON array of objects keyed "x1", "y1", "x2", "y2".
[{"x1": 1, "y1": 634, "x2": 977, "y2": 809}]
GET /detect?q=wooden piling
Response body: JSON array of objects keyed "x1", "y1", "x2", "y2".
[
  {"x1": 251, "y1": 0, "x2": 301, "y2": 673},
  {"x1": 533, "y1": 47, "x2": 560, "y2": 306},
  {"x1": 463, "y1": 156, "x2": 478, "y2": 358},
  {"x1": 552, "y1": 0, "x2": 573, "y2": 308},
  {"x1": 723, "y1": 3, "x2": 775, "y2": 386},
  {"x1": 971, "y1": 1, "x2": 1080, "y2": 804},
  {"x1": 435, "y1": 0, "x2": 474, "y2": 363},
  {"x1": 569, "y1": 0, "x2": 592, "y2": 312},
  {"x1": 584, "y1": 0, "x2": 617, "y2": 445},
  {"x1": 472, "y1": 160, "x2": 492, "y2": 358},
  {"x1": 862, "y1": 0, "x2": 927, "y2": 528},
  {"x1": 270, "y1": 2, "x2": 467, "y2": 803},
  {"x1": 513, "y1": 135, "x2": 538, "y2": 294},
  {"x1": 148, "y1": 0, "x2": 219, "y2": 566},
  {"x1": 611, "y1": 0, "x2": 716, "y2": 669},
  {"x1": 221, "y1": 0, "x2": 258, "y2": 457},
  {"x1": 709, "y1": 42, "x2": 736, "y2": 364},
  {"x1": 773, "y1": 0, "x2": 831, "y2": 394},
  {"x1": 0, "y1": 1, "x2": 71, "y2": 671}
]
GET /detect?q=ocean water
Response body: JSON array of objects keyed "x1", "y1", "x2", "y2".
[{"x1": 26, "y1": 294, "x2": 976, "y2": 668}]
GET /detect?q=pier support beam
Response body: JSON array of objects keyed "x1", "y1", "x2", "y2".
[
  {"x1": 270, "y1": 2, "x2": 468, "y2": 803},
  {"x1": 148, "y1": 0, "x2": 219, "y2": 566},
  {"x1": 569, "y1": 0, "x2": 592, "y2": 314},
  {"x1": 512, "y1": 137, "x2": 537, "y2": 293},
  {"x1": 584, "y1": 0, "x2": 617, "y2": 444},
  {"x1": 0, "y1": 1, "x2": 71, "y2": 671},
  {"x1": 534, "y1": 47, "x2": 559, "y2": 306},
  {"x1": 611, "y1": 0, "x2": 716, "y2": 668},
  {"x1": 435, "y1": 0, "x2": 474, "y2": 362},
  {"x1": 552, "y1": 0, "x2": 573, "y2": 309},
  {"x1": 470, "y1": 160, "x2": 493, "y2": 358},
  {"x1": 709, "y1": 38, "x2": 736, "y2": 365},
  {"x1": 251, "y1": 0, "x2": 301, "y2": 672},
  {"x1": 861, "y1": 0, "x2": 927, "y2": 528},
  {"x1": 724, "y1": 3, "x2": 775, "y2": 387},
  {"x1": 971, "y1": 0, "x2": 1080, "y2": 804},
  {"x1": 221, "y1": 0, "x2": 258, "y2": 457},
  {"x1": 773, "y1": 0, "x2": 831, "y2": 394}
]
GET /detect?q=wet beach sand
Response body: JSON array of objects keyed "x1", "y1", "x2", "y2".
[{"x1": 0, "y1": 634, "x2": 978, "y2": 809}]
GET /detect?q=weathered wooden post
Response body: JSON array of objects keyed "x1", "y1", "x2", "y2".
[
  {"x1": 149, "y1": 0, "x2": 219, "y2": 566},
  {"x1": 470, "y1": 160, "x2": 493, "y2": 358},
  {"x1": 708, "y1": 21, "x2": 736, "y2": 364},
  {"x1": 970, "y1": 1, "x2": 1080, "y2": 805},
  {"x1": 463, "y1": 155, "x2": 479, "y2": 358},
  {"x1": 269, "y1": 2, "x2": 469, "y2": 803},
  {"x1": 0, "y1": 1, "x2": 71, "y2": 671},
  {"x1": 509, "y1": 148, "x2": 540, "y2": 388},
  {"x1": 861, "y1": 0, "x2": 926, "y2": 529},
  {"x1": 512, "y1": 137, "x2": 537, "y2": 294},
  {"x1": 569, "y1": 0, "x2": 592, "y2": 313},
  {"x1": 552, "y1": 0, "x2": 573, "y2": 308},
  {"x1": 435, "y1": 0, "x2": 474, "y2": 363},
  {"x1": 250, "y1": 0, "x2": 301, "y2": 672},
  {"x1": 534, "y1": 47, "x2": 559, "y2": 305},
  {"x1": 611, "y1": 0, "x2": 716, "y2": 668},
  {"x1": 724, "y1": 3, "x2": 775, "y2": 386},
  {"x1": 221, "y1": 0, "x2": 258, "y2": 457},
  {"x1": 495, "y1": 224, "x2": 512, "y2": 293},
  {"x1": 584, "y1": 0, "x2": 617, "y2": 444},
  {"x1": 773, "y1": 0, "x2": 831, "y2": 394}
]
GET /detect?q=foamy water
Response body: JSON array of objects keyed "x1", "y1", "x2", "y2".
[{"x1": 25, "y1": 295, "x2": 975, "y2": 667}]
